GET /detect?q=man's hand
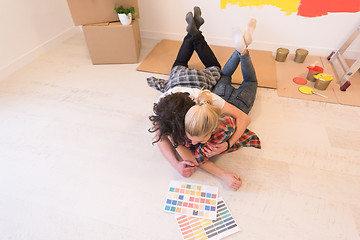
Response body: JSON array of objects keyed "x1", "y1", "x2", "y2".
[{"x1": 177, "y1": 161, "x2": 197, "y2": 177}]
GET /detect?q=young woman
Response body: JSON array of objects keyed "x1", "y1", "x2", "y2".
[{"x1": 148, "y1": 7, "x2": 260, "y2": 190}]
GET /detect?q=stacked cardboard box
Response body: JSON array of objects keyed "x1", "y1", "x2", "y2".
[{"x1": 66, "y1": 0, "x2": 141, "y2": 64}]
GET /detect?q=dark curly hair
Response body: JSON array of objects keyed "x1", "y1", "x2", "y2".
[{"x1": 149, "y1": 92, "x2": 196, "y2": 148}]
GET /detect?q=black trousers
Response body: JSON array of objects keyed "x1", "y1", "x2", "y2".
[{"x1": 172, "y1": 33, "x2": 221, "y2": 69}]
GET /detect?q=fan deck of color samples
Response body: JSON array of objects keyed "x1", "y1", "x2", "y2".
[
  {"x1": 176, "y1": 197, "x2": 240, "y2": 240},
  {"x1": 164, "y1": 181, "x2": 219, "y2": 220}
]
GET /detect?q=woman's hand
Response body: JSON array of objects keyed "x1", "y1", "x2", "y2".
[
  {"x1": 203, "y1": 142, "x2": 228, "y2": 158},
  {"x1": 176, "y1": 161, "x2": 197, "y2": 178},
  {"x1": 221, "y1": 172, "x2": 242, "y2": 191}
]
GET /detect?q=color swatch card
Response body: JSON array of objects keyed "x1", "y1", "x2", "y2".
[
  {"x1": 164, "y1": 180, "x2": 219, "y2": 220},
  {"x1": 175, "y1": 197, "x2": 240, "y2": 240}
]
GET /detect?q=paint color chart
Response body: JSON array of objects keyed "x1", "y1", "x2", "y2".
[
  {"x1": 164, "y1": 181, "x2": 218, "y2": 220},
  {"x1": 175, "y1": 197, "x2": 240, "y2": 240}
]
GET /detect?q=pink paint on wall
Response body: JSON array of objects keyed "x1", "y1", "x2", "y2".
[{"x1": 297, "y1": 0, "x2": 360, "y2": 17}]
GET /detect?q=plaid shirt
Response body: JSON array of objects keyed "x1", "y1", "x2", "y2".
[
  {"x1": 147, "y1": 65, "x2": 221, "y2": 93},
  {"x1": 185, "y1": 114, "x2": 261, "y2": 164}
]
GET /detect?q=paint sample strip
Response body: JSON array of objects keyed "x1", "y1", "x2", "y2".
[
  {"x1": 164, "y1": 180, "x2": 218, "y2": 220},
  {"x1": 176, "y1": 197, "x2": 240, "y2": 240}
]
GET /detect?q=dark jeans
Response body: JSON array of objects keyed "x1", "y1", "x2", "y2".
[
  {"x1": 212, "y1": 50, "x2": 258, "y2": 114},
  {"x1": 172, "y1": 33, "x2": 221, "y2": 69}
]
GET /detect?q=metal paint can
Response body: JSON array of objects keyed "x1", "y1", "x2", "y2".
[
  {"x1": 275, "y1": 48, "x2": 289, "y2": 62},
  {"x1": 294, "y1": 48, "x2": 309, "y2": 63},
  {"x1": 314, "y1": 73, "x2": 333, "y2": 90}
]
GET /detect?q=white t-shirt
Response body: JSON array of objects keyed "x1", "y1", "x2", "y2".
[{"x1": 157, "y1": 87, "x2": 226, "y2": 109}]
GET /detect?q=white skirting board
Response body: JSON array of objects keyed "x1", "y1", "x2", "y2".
[
  {"x1": 139, "y1": 30, "x2": 360, "y2": 60},
  {"x1": 0, "y1": 26, "x2": 81, "y2": 82}
]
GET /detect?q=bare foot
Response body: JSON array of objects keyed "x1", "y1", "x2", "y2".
[
  {"x1": 221, "y1": 172, "x2": 242, "y2": 191},
  {"x1": 244, "y1": 18, "x2": 256, "y2": 47}
]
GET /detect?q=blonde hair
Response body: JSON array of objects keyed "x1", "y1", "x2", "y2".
[{"x1": 185, "y1": 90, "x2": 221, "y2": 137}]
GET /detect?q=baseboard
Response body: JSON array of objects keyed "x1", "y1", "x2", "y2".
[
  {"x1": 140, "y1": 30, "x2": 359, "y2": 60},
  {"x1": 0, "y1": 26, "x2": 81, "y2": 82}
]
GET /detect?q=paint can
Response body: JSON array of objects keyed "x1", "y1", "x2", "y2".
[
  {"x1": 314, "y1": 73, "x2": 333, "y2": 90},
  {"x1": 294, "y1": 48, "x2": 309, "y2": 63},
  {"x1": 275, "y1": 48, "x2": 289, "y2": 62},
  {"x1": 306, "y1": 65, "x2": 324, "y2": 81}
]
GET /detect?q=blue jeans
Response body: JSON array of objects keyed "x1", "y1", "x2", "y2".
[{"x1": 212, "y1": 50, "x2": 258, "y2": 114}]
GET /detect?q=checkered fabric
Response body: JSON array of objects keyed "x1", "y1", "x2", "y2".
[
  {"x1": 185, "y1": 114, "x2": 261, "y2": 164},
  {"x1": 147, "y1": 65, "x2": 221, "y2": 93}
]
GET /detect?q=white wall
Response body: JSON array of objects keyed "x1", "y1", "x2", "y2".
[
  {"x1": 0, "y1": 0, "x2": 359, "y2": 81},
  {"x1": 138, "y1": 0, "x2": 360, "y2": 58},
  {"x1": 0, "y1": 0, "x2": 78, "y2": 80}
]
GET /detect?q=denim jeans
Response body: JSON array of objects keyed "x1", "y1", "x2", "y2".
[
  {"x1": 212, "y1": 50, "x2": 258, "y2": 114},
  {"x1": 172, "y1": 33, "x2": 221, "y2": 69}
]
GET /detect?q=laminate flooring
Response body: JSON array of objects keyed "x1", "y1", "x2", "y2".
[{"x1": 0, "y1": 32, "x2": 359, "y2": 240}]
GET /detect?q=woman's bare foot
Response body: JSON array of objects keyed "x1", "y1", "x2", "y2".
[{"x1": 244, "y1": 18, "x2": 256, "y2": 47}]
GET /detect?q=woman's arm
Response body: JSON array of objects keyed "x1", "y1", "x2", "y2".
[
  {"x1": 204, "y1": 101, "x2": 250, "y2": 156},
  {"x1": 199, "y1": 161, "x2": 242, "y2": 191},
  {"x1": 156, "y1": 132, "x2": 198, "y2": 177},
  {"x1": 175, "y1": 144, "x2": 199, "y2": 167},
  {"x1": 221, "y1": 101, "x2": 250, "y2": 148}
]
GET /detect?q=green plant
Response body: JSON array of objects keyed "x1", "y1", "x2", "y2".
[{"x1": 114, "y1": 5, "x2": 137, "y2": 18}]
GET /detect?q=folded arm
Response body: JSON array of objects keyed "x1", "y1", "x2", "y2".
[
  {"x1": 221, "y1": 101, "x2": 250, "y2": 148},
  {"x1": 156, "y1": 131, "x2": 198, "y2": 177}
]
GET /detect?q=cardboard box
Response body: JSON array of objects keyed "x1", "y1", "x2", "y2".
[
  {"x1": 67, "y1": 0, "x2": 140, "y2": 25},
  {"x1": 82, "y1": 20, "x2": 141, "y2": 64}
]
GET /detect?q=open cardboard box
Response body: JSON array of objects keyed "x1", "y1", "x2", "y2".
[
  {"x1": 67, "y1": 0, "x2": 140, "y2": 25},
  {"x1": 82, "y1": 20, "x2": 141, "y2": 64}
]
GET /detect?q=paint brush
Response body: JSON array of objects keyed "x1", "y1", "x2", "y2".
[
  {"x1": 299, "y1": 86, "x2": 328, "y2": 98},
  {"x1": 311, "y1": 90, "x2": 328, "y2": 98}
]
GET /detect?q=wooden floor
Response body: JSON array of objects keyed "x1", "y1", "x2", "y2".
[{"x1": 0, "y1": 32, "x2": 360, "y2": 240}]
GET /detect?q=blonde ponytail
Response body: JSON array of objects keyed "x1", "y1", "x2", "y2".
[{"x1": 185, "y1": 90, "x2": 221, "y2": 137}]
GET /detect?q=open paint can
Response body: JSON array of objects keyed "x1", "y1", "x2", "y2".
[
  {"x1": 306, "y1": 65, "x2": 324, "y2": 82},
  {"x1": 314, "y1": 73, "x2": 333, "y2": 90}
]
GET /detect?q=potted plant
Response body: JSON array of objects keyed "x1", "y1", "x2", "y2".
[{"x1": 114, "y1": 5, "x2": 137, "y2": 25}]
